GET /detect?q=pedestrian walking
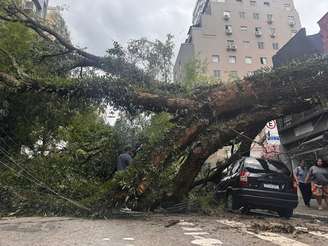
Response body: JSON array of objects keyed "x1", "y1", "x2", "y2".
[
  {"x1": 293, "y1": 160, "x2": 311, "y2": 207},
  {"x1": 116, "y1": 146, "x2": 133, "y2": 171},
  {"x1": 306, "y1": 158, "x2": 328, "y2": 210}
]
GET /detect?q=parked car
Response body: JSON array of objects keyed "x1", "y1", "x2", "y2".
[{"x1": 214, "y1": 157, "x2": 298, "y2": 218}]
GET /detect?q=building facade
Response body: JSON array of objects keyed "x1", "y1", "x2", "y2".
[
  {"x1": 273, "y1": 12, "x2": 328, "y2": 168},
  {"x1": 174, "y1": 0, "x2": 301, "y2": 82},
  {"x1": 22, "y1": 0, "x2": 49, "y2": 18},
  {"x1": 46, "y1": 6, "x2": 70, "y2": 41}
]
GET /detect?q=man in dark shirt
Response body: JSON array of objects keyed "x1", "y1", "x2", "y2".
[
  {"x1": 116, "y1": 146, "x2": 133, "y2": 171},
  {"x1": 293, "y1": 160, "x2": 311, "y2": 207}
]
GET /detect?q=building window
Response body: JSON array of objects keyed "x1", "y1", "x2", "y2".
[
  {"x1": 288, "y1": 16, "x2": 295, "y2": 26},
  {"x1": 225, "y1": 25, "x2": 233, "y2": 34},
  {"x1": 272, "y1": 42, "x2": 279, "y2": 50},
  {"x1": 245, "y1": 56, "x2": 252, "y2": 64},
  {"x1": 229, "y1": 56, "x2": 236, "y2": 64},
  {"x1": 213, "y1": 70, "x2": 221, "y2": 78},
  {"x1": 212, "y1": 55, "x2": 220, "y2": 63},
  {"x1": 241, "y1": 26, "x2": 248, "y2": 31},
  {"x1": 264, "y1": 1, "x2": 270, "y2": 7},
  {"x1": 253, "y1": 13, "x2": 260, "y2": 20},
  {"x1": 284, "y1": 3, "x2": 291, "y2": 11},
  {"x1": 260, "y1": 57, "x2": 268, "y2": 65},
  {"x1": 250, "y1": 1, "x2": 256, "y2": 6},
  {"x1": 239, "y1": 11, "x2": 246, "y2": 19},
  {"x1": 258, "y1": 42, "x2": 264, "y2": 49},
  {"x1": 267, "y1": 14, "x2": 273, "y2": 23},
  {"x1": 270, "y1": 27, "x2": 276, "y2": 37}
]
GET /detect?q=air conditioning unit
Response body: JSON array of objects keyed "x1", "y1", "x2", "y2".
[
  {"x1": 23, "y1": 1, "x2": 35, "y2": 11},
  {"x1": 267, "y1": 19, "x2": 273, "y2": 24},
  {"x1": 224, "y1": 14, "x2": 230, "y2": 20},
  {"x1": 270, "y1": 33, "x2": 276, "y2": 38},
  {"x1": 225, "y1": 29, "x2": 232, "y2": 35},
  {"x1": 255, "y1": 30, "x2": 262, "y2": 37},
  {"x1": 227, "y1": 44, "x2": 237, "y2": 51},
  {"x1": 289, "y1": 20, "x2": 295, "y2": 27}
]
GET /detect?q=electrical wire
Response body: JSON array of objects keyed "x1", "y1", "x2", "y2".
[
  {"x1": 0, "y1": 158, "x2": 91, "y2": 212},
  {"x1": 0, "y1": 135, "x2": 91, "y2": 212}
]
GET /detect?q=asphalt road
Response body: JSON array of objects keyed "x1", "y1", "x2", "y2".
[{"x1": 0, "y1": 213, "x2": 328, "y2": 246}]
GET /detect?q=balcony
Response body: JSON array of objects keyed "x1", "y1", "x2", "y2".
[{"x1": 227, "y1": 44, "x2": 237, "y2": 51}]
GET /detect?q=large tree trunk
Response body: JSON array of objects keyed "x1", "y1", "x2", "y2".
[{"x1": 2, "y1": 3, "x2": 328, "y2": 207}]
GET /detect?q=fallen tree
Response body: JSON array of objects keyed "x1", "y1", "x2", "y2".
[{"x1": 1, "y1": 2, "x2": 328, "y2": 210}]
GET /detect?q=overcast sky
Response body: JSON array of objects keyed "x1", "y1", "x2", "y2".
[{"x1": 51, "y1": 0, "x2": 328, "y2": 57}]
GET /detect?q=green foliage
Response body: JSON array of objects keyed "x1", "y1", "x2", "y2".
[
  {"x1": 0, "y1": 19, "x2": 123, "y2": 215},
  {"x1": 142, "y1": 112, "x2": 175, "y2": 146},
  {"x1": 180, "y1": 56, "x2": 218, "y2": 92},
  {"x1": 106, "y1": 34, "x2": 176, "y2": 83}
]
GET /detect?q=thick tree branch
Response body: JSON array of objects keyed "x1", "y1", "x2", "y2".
[{"x1": 191, "y1": 124, "x2": 264, "y2": 188}]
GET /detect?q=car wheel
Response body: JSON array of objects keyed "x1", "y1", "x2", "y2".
[
  {"x1": 240, "y1": 206, "x2": 250, "y2": 214},
  {"x1": 278, "y1": 209, "x2": 293, "y2": 219}
]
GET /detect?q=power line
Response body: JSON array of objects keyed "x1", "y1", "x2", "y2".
[
  {"x1": 0, "y1": 127, "x2": 18, "y2": 147},
  {"x1": 0, "y1": 128, "x2": 92, "y2": 211},
  {"x1": 0, "y1": 142, "x2": 91, "y2": 212},
  {"x1": 0, "y1": 158, "x2": 91, "y2": 212}
]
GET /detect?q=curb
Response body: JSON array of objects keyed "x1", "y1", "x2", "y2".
[{"x1": 294, "y1": 212, "x2": 328, "y2": 222}]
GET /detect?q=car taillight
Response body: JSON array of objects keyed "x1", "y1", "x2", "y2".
[
  {"x1": 240, "y1": 170, "x2": 250, "y2": 187},
  {"x1": 292, "y1": 175, "x2": 298, "y2": 193}
]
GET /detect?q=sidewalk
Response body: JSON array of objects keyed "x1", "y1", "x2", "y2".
[{"x1": 294, "y1": 199, "x2": 328, "y2": 221}]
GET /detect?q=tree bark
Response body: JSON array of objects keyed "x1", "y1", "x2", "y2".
[{"x1": 2, "y1": 3, "x2": 328, "y2": 206}]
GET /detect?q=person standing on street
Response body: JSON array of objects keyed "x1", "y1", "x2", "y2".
[
  {"x1": 306, "y1": 158, "x2": 328, "y2": 210},
  {"x1": 293, "y1": 160, "x2": 311, "y2": 207},
  {"x1": 116, "y1": 146, "x2": 133, "y2": 171}
]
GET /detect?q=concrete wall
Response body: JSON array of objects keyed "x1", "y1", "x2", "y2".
[{"x1": 174, "y1": 43, "x2": 194, "y2": 82}]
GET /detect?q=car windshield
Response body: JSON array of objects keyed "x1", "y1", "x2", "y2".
[{"x1": 244, "y1": 158, "x2": 290, "y2": 175}]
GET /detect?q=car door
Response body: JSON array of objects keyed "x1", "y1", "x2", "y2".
[{"x1": 228, "y1": 159, "x2": 243, "y2": 188}]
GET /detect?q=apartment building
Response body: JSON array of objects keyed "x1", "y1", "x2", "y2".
[
  {"x1": 22, "y1": 0, "x2": 49, "y2": 18},
  {"x1": 174, "y1": 0, "x2": 301, "y2": 82}
]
